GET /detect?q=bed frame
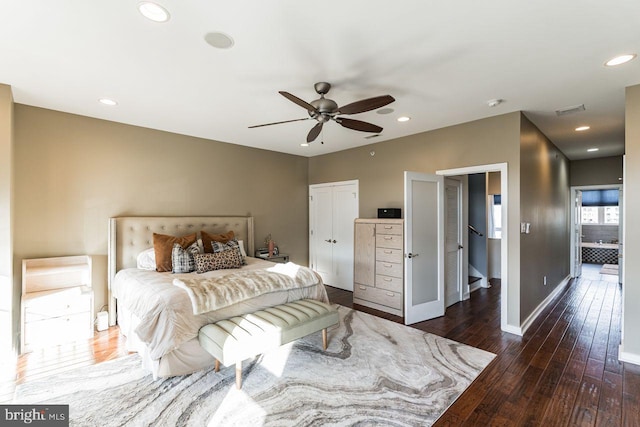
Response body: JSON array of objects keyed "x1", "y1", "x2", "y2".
[{"x1": 107, "y1": 216, "x2": 255, "y2": 325}]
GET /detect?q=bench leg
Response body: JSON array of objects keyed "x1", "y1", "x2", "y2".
[
  {"x1": 322, "y1": 328, "x2": 328, "y2": 350},
  {"x1": 236, "y1": 361, "x2": 242, "y2": 389},
  {"x1": 214, "y1": 359, "x2": 220, "y2": 372}
]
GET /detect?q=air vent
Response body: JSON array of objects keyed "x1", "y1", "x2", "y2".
[{"x1": 555, "y1": 104, "x2": 586, "y2": 116}]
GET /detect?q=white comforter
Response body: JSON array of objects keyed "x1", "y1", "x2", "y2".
[{"x1": 112, "y1": 258, "x2": 329, "y2": 361}]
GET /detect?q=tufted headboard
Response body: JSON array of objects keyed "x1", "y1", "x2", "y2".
[{"x1": 107, "y1": 216, "x2": 254, "y2": 325}]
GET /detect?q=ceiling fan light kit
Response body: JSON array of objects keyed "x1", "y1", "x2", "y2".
[{"x1": 250, "y1": 82, "x2": 395, "y2": 143}]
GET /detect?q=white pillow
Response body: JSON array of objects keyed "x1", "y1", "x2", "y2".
[
  {"x1": 136, "y1": 248, "x2": 156, "y2": 270},
  {"x1": 237, "y1": 240, "x2": 248, "y2": 258}
]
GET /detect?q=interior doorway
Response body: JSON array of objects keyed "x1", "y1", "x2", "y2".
[
  {"x1": 570, "y1": 185, "x2": 623, "y2": 285},
  {"x1": 436, "y1": 163, "x2": 509, "y2": 333}
]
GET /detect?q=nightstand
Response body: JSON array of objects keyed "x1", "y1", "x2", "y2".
[
  {"x1": 255, "y1": 253, "x2": 290, "y2": 263},
  {"x1": 21, "y1": 256, "x2": 94, "y2": 353}
]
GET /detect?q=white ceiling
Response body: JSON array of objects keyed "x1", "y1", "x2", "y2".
[{"x1": 1, "y1": 1, "x2": 639, "y2": 160}]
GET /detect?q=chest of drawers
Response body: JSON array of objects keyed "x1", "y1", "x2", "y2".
[{"x1": 353, "y1": 219, "x2": 404, "y2": 317}]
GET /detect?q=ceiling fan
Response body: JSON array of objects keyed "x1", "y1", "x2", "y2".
[{"x1": 249, "y1": 82, "x2": 395, "y2": 143}]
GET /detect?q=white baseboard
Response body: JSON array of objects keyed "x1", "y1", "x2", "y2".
[
  {"x1": 619, "y1": 344, "x2": 640, "y2": 366},
  {"x1": 502, "y1": 324, "x2": 523, "y2": 336},
  {"x1": 518, "y1": 275, "x2": 571, "y2": 336}
]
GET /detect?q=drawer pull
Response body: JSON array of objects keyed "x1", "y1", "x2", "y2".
[
  {"x1": 383, "y1": 278, "x2": 392, "y2": 282},
  {"x1": 386, "y1": 292, "x2": 395, "y2": 297},
  {"x1": 384, "y1": 250, "x2": 393, "y2": 254},
  {"x1": 384, "y1": 236, "x2": 393, "y2": 240},
  {"x1": 383, "y1": 264, "x2": 392, "y2": 268},
  {"x1": 384, "y1": 226, "x2": 393, "y2": 229},
  {"x1": 359, "y1": 285, "x2": 366, "y2": 290}
]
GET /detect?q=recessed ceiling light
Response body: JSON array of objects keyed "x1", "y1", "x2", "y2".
[
  {"x1": 486, "y1": 99, "x2": 504, "y2": 107},
  {"x1": 204, "y1": 32, "x2": 235, "y2": 49},
  {"x1": 377, "y1": 108, "x2": 394, "y2": 115},
  {"x1": 300, "y1": 143, "x2": 309, "y2": 147},
  {"x1": 397, "y1": 116, "x2": 411, "y2": 122},
  {"x1": 587, "y1": 148, "x2": 599, "y2": 152},
  {"x1": 138, "y1": 2, "x2": 170, "y2": 22},
  {"x1": 575, "y1": 126, "x2": 590, "y2": 131},
  {"x1": 99, "y1": 98, "x2": 117, "y2": 106},
  {"x1": 605, "y1": 54, "x2": 636, "y2": 67}
]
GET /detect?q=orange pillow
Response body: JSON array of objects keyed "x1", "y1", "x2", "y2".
[
  {"x1": 201, "y1": 230, "x2": 235, "y2": 253},
  {"x1": 153, "y1": 232, "x2": 197, "y2": 272}
]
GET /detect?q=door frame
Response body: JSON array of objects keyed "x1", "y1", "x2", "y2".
[
  {"x1": 569, "y1": 184, "x2": 623, "y2": 282},
  {"x1": 436, "y1": 163, "x2": 509, "y2": 333}
]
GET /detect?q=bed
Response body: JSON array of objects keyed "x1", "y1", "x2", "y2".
[{"x1": 107, "y1": 216, "x2": 329, "y2": 378}]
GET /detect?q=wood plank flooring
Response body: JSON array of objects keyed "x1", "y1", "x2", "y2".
[{"x1": 1, "y1": 264, "x2": 638, "y2": 426}]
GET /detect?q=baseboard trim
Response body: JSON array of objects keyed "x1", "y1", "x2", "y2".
[
  {"x1": 619, "y1": 345, "x2": 640, "y2": 366},
  {"x1": 519, "y1": 275, "x2": 571, "y2": 337},
  {"x1": 502, "y1": 324, "x2": 523, "y2": 336}
]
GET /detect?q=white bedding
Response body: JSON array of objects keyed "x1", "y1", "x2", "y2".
[{"x1": 112, "y1": 257, "x2": 329, "y2": 362}]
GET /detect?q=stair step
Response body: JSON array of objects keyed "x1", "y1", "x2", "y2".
[{"x1": 469, "y1": 276, "x2": 482, "y2": 284}]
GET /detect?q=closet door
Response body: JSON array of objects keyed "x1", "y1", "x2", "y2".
[{"x1": 309, "y1": 181, "x2": 358, "y2": 291}]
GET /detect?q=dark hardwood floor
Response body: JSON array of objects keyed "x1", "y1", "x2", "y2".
[
  {"x1": 326, "y1": 266, "x2": 639, "y2": 426},
  {"x1": 2, "y1": 264, "x2": 639, "y2": 426}
]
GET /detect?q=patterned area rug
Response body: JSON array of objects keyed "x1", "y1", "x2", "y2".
[{"x1": 14, "y1": 307, "x2": 495, "y2": 426}]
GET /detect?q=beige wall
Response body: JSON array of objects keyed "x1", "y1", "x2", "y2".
[
  {"x1": 13, "y1": 105, "x2": 310, "y2": 321},
  {"x1": 570, "y1": 156, "x2": 623, "y2": 186},
  {"x1": 0, "y1": 84, "x2": 14, "y2": 353},
  {"x1": 309, "y1": 112, "x2": 523, "y2": 327},
  {"x1": 623, "y1": 84, "x2": 640, "y2": 361},
  {"x1": 519, "y1": 115, "x2": 570, "y2": 320}
]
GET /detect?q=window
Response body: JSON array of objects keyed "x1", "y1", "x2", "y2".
[
  {"x1": 488, "y1": 195, "x2": 502, "y2": 239},
  {"x1": 604, "y1": 206, "x2": 619, "y2": 224},
  {"x1": 581, "y1": 206, "x2": 619, "y2": 225},
  {"x1": 581, "y1": 207, "x2": 599, "y2": 224}
]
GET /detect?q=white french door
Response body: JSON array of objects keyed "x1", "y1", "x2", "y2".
[{"x1": 404, "y1": 171, "x2": 445, "y2": 325}]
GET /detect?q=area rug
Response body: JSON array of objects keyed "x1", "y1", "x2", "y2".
[
  {"x1": 14, "y1": 307, "x2": 495, "y2": 426},
  {"x1": 599, "y1": 263, "x2": 619, "y2": 275}
]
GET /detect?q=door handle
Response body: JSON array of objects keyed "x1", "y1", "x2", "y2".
[
  {"x1": 458, "y1": 244, "x2": 463, "y2": 250},
  {"x1": 332, "y1": 240, "x2": 337, "y2": 243},
  {"x1": 407, "y1": 253, "x2": 419, "y2": 258},
  {"x1": 325, "y1": 239, "x2": 332, "y2": 243}
]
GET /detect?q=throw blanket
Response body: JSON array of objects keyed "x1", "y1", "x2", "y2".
[{"x1": 173, "y1": 263, "x2": 322, "y2": 315}]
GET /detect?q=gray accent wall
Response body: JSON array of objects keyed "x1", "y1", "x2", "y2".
[
  {"x1": 468, "y1": 173, "x2": 487, "y2": 277},
  {"x1": 570, "y1": 156, "x2": 623, "y2": 186},
  {"x1": 519, "y1": 115, "x2": 571, "y2": 322}
]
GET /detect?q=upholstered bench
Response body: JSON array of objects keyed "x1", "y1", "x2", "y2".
[{"x1": 198, "y1": 299, "x2": 339, "y2": 389}]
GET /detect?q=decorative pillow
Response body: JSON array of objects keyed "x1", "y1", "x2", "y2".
[
  {"x1": 194, "y1": 247, "x2": 243, "y2": 273},
  {"x1": 153, "y1": 232, "x2": 198, "y2": 272},
  {"x1": 136, "y1": 248, "x2": 156, "y2": 271},
  {"x1": 201, "y1": 230, "x2": 235, "y2": 253},
  {"x1": 171, "y1": 242, "x2": 200, "y2": 274},
  {"x1": 212, "y1": 239, "x2": 246, "y2": 265}
]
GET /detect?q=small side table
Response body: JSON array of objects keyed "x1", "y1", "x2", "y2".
[{"x1": 256, "y1": 253, "x2": 290, "y2": 263}]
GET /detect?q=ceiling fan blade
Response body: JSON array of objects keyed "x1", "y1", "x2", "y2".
[
  {"x1": 279, "y1": 91, "x2": 318, "y2": 113},
  {"x1": 307, "y1": 122, "x2": 323, "y2": 142},
  {"x1": 338, "y1": 95, "x2": 395, "y2": 115},
  {"x1": 248, "y1": 117, "x2": 311, "y2": 128},
  {"x1": 335, "y1": 117, "x2": 383, "y2": 133}
]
